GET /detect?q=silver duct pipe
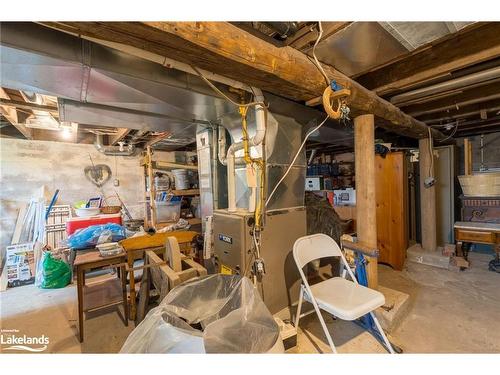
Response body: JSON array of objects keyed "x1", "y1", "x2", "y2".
[
  {"x1": 94, "y1": 134, "x2": 136, "y2": 156},
  {"x1": 391, "y1": 66, "x2": 500, "y2": 106}
]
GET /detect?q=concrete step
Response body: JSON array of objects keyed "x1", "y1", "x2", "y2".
[
  {"x1": 407, "y1": 243, "x2": 450, "y2": 269},
  {"x1": 374, "y1": 286, "x2": 410, "y2": 333}
]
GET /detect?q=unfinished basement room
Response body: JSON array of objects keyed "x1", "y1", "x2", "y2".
[{"x1": 1, "y1": 2, "x2": 500, "y2": 371}]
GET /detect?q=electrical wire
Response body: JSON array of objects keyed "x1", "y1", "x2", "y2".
[
  {"x1": 265, "y1": 115, "x2": 330, "y2": 207},
  {"x1": 436, "y1": 120, "x2": 459, "y2": 143},
  {"x1": 312, "y1": 21, "x2": 330, "y2": 86},
  {"x1": 191, "y1": 65, "x2": 266, "y2": 108}
]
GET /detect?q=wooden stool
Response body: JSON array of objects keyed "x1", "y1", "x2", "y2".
[{"x1": 74, "y1": 250, "x2": 129, "y2": 342}]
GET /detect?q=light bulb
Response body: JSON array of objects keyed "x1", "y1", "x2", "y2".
[{"x1": 61, "y1": 127, "x2": 72, "y2": 139}]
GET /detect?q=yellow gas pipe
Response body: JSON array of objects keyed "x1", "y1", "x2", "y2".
[{"x1": 239, "y1": 105, "x2": 266, "y2": 231}]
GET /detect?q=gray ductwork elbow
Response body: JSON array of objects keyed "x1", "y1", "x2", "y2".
[{"x1": 94, "y1": 134, "x2": 136, "y2": 156}]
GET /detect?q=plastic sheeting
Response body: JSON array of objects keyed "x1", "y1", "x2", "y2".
[
  {"x1": 120, "y1": 274, "x2": 282, "y2": 353},
  {"x1": 66, "y1": 223, "x2": 126, "y2": 250}
]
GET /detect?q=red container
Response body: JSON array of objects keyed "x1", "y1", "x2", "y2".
[{"x1": 66, "y1": 213, "x2": 122, "y2": 236}]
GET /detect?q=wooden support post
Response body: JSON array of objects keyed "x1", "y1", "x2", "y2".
[
  {"x1": 146, "y1": 146, "x2": 157, "y2": 228},
  {"x1": 419, "y1": 137, "x2": 437, "y2": 251},
  {"x1": 354, "y1": 114, "x2": 378, "y2": 288},
  {"x1": 464, "y1": 138, "x2": 472, "y2": 175}
]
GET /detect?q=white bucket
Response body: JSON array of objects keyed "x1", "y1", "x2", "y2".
[{"x1": 172, "y1": 169, "x2": 189, "y2": 190}]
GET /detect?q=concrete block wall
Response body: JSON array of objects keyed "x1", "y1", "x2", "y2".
[{"x1": 0, "y1": 137, "x2": 194, "y2": 250}]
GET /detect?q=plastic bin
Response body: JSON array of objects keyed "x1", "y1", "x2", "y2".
[
  {"x1": 66, "y1": 213, "x2": 122, "y2": 235},
  {"x1": 156, "y1": 201, "x2": 181, "y2": 222}
]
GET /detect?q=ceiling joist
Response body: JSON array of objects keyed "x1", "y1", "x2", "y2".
[{"x1": 356, "y1": 22, "x2": 500, "y2": 95}]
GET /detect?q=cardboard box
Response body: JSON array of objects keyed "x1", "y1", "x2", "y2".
[{"x1": 6, "y1": 243, "x2": 36, "y2": 288}]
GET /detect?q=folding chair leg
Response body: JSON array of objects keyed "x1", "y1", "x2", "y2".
[
  {"x1": 311, "y1": 299, "x2": 337, "y2": 353},
  {"x1": 369, "y1": 312, "x2": 395, "y2": 354},
  {"x1": 313, "y1": 304, "x2": 337, "y2": 353},
  {"x1": 294, "y1": 285, "x2": 304, "y2": 329}
]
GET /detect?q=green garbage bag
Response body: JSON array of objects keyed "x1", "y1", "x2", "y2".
[{"x1": 36, "y1": 251, "x2": 71, "y2": 289}]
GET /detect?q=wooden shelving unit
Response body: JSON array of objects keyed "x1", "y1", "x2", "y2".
[
  {"x1": 140, "y1": 157, "x2": 198, "y2": 171},
  {"x1": 142, "y1": 147, "x2": 201, "y2": 230}
]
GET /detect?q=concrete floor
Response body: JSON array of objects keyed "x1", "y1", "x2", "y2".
[{"x1": 1, "y1": 251, "x2": 499, "y2": 353}]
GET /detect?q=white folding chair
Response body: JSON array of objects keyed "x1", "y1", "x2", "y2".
[{"x1": 293, "y1": 233, "x2": 394, "y2": 354}]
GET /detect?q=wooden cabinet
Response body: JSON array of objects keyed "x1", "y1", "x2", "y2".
[{"x1": 375, "y1": 152, "x2": 409, "y2": 270}]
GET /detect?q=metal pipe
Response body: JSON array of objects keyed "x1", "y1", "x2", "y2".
[
  {"x1": 480, "y1": 134, "x2": 487, "y2": 171},
  {"x1": 220, "y1": 87, "x2": 267, "y2": 214},
  {"x1": 391, "y1": 66, "x2": 500, "y2": 106},
  {"x1": 227, "y1": 152, "x2": 236, "y2": 212},
  {"x1": 308, "y1": 149, "x2": 317, "y2": 165}
]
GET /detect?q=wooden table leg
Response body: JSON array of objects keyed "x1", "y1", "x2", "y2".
[
  {"x1": 76, "y1": 266, "x2": 84, "y2": 343},
  {"x1": 462, "y1": 242, "x2": 471, "y2": 261},
  {"x1": 121, "y1": 264, "x2": 129, "y2": 327}
]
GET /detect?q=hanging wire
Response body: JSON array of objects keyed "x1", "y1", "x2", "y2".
[
  {"x1": 311, "y1": 21, "x2": 330, "y2": 86},
  {"x1": 190, "y1": 65, "x2": 266, "y2": 108},
  {"x1": 265, "y1": 115, "x2": 330, "y2": 207},
  {"x1": 436, "y1": 120, "x2": 459, "y2": 143}
]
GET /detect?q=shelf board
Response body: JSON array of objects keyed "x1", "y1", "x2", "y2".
[
  {"x1": 157, "y1": 217, "x2": 202, "y2": 228},
  {"x1": 171, "y1": 189, "x2": 199, "y2": 196},
  {"x1": 83, "y1": 277, "x2": 123, "y2": 312},
  {"x1": 143, "y1": 160, "x2": 198, "y2": 171}
]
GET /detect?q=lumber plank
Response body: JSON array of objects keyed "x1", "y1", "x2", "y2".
[
  {"x1": 120, "y1": 231, "x2": 198, "y2": 251},
  {"x1": 42, "y1": 21, "x2": 443, "y2": 140},
  {"x1": 11, "y1": 203, "x2": 27, "y2": 245}
]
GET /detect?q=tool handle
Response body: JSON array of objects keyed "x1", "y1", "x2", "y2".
[{"x1": 341, "y1": 239, "x2": 379, "y2": 258}]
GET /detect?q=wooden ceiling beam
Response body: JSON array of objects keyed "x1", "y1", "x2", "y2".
[
  {"x1": 455, "y1": 122, "x2": 500, "y2": 137},
  {"x1": 41, "y1": 21, "x2": 442, "y2": 140},
  {"x1": 403, "y1": 81, "x2": 500, "y2": 117},
  {"x1": 0, "y1": 98, "x2": 59, "y2": 114},
  {"x1": 356, "y1": 22, "x2": 500, "y2": 95},
  {"x1": 0, "y1": 93, "x2": 34, "y2": 140}
]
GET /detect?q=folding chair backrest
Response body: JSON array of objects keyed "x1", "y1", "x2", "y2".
[{"x1": 293, "y1": 234, "x2": 343, "y2": 269}]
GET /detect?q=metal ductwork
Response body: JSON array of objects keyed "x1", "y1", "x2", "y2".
[
  {"x1": 94, "y1": 134, "x2": 136, "y2": 156},
  {"x1": 0, "y1": 22, "x2": 236, "y2": 149},
  {"x1": 1, "y1": 22, "x2": 353, "y2": 150}
]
